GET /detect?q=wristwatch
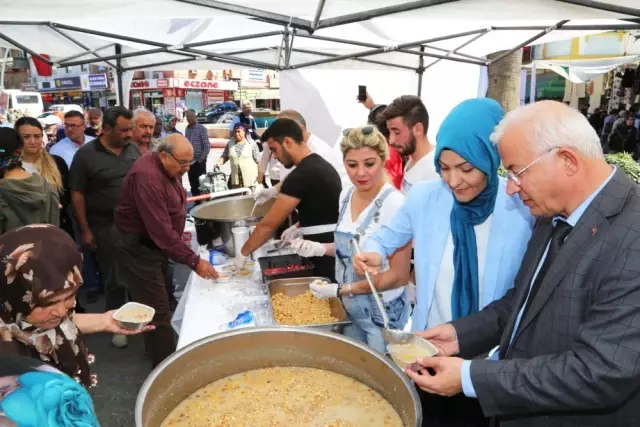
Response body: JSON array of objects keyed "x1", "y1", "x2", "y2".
[{"x1": 336, "y1": 283, "x2": 342, "y2": 299}]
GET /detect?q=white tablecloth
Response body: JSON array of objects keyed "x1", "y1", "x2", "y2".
[{"x1": 171, "y1": 248, "x2": 294, "y2": 350}]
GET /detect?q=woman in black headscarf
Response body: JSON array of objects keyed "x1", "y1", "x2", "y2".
[{"x1": 0, "y1": 224, "x2": 153, "y2": 388}]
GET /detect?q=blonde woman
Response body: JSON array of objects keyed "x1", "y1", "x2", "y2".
[
  {"x1": 14, "y1": 117, "x2": 72, "y2": 236},
  {"x1": 289, "y1": 126, "x2": 412, "y2": 353}
]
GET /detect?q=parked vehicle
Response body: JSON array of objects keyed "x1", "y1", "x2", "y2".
[
  {"x1": 0, "y1": 90, "x2": 44, "y2": 117},
  {"x1": 197, "y1": 101, "x2": 239, "y2": 123}
]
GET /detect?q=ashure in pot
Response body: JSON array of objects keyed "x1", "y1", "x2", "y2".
[{"x1": 136, "y1": 327, "x2": 422, "y2": 427}]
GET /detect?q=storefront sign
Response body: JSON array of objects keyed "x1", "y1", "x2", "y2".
[
  {"x1": 157, "y1": 78, "x2": 169, "y2": 88},
  {"x1": 130, "y1": 79, "x2": 157, "y2": 89},
  {"x1": 53, "y1": 77, "x2": 81, "y2": 90},
  {"x1": 88, "y1": 74, "x2": 108, "y2": 90},
  {"x1": 171, "y1": 78, "x2": 238, "y2": 91},
  {"x1": 20, "y1": 83, "x2": 38, "y2": 92}
]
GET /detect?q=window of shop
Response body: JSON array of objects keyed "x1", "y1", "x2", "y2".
[{"x1": 185, "y1": 90, "x2": 204, "y2": 112}]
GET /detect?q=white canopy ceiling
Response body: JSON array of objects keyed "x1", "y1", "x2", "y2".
[{"x1": 0, "y1": 0, "x2": 638, "y2": 73}]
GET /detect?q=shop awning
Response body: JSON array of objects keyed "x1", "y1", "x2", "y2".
[{"x1": 531, "y1": 55, "x2": 640, "y2": 83}]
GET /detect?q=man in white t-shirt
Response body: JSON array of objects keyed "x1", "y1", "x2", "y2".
[
  {"x1": 378, "y1": 95, "x2": 439, "y2": 195},
  {"x1": 253, "y1": 109, "x2": 349, "y2": 204},
  {"x1": 377, "y1": 95, "x2": 440, "y2": 307}
]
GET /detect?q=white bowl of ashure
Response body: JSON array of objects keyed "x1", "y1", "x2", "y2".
[
  {"x1": 113, "y1": 302, "x2": 155, "y2": 331},
  {"x1": 388, "y1": 336, "x2": 439, "y2": 370}
]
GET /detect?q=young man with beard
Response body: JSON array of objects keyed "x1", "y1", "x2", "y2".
[
  {"x1": 378, "y1": 95, "x2": 439, "y2": 195},
  {"x1": 69, "y1": 106, "x2": 140, "y2": 348},
  {"x1": 240, "y1": 118, "x2": 342, "y2": 281}
]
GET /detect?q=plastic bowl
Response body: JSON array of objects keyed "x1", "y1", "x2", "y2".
[
  {"x1": 388, "y1": 336, "x2": 439, "y2": 370},
  {"x1": 113, "y1": 302, "x2": 155, "y2": 331}
]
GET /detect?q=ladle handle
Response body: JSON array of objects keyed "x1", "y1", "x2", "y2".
[{"x1": 351, "y1": 238, "x2": 390, "y2": 330}]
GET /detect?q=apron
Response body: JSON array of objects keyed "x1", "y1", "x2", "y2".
[
  {"x1": 335, "y1": 186, "x2": 409, "y2": 354},
  {"x1": 229, "y1": 140, "x2": 258, "y2": 188}
]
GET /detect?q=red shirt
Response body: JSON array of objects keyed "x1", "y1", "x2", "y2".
[
  {"x1": 385, "y1": 144, "x2": 404, "y2": 191},
  {"x1": 115, "y1": 153, "x2": 199, "y2": 270}
]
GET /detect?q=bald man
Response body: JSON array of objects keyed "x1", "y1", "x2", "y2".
[{"x1": 113, "y1": 134, "x2": 217, "y2": 367}]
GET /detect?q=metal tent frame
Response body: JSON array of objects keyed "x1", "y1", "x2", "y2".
[{"x1": 1, "y1": 0, "x2": 639, "y2": 101}]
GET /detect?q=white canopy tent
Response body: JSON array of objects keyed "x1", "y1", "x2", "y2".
[{"x1": 1, "y1": 0, "x2": 639, "y2": 142}]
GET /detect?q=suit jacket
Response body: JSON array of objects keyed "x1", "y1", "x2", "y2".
[
  {"x1": 364, "y1": 177, "x2": 534, "y2": 332},
  {"x1": 451, "y1": 168, "x2": 640, "y2": 427}
]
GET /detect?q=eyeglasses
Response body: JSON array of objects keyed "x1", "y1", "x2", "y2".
[
  {"x1": 63, "y1": 123, "x2": 85, "y2": 129},
  {"x1": 343, "y1": 126, "x2": 375, "y2": 137},
  {"x1": 507, "y1": 146, "x2": 558, "y2": 186},
  {"x1": 169, "y1": 152, "x2": 195, "y2": 167}
]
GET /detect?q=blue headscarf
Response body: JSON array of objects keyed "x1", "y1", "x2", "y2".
[{"x1": 434, "y1": 98, "x2": 504, "y2": 320}]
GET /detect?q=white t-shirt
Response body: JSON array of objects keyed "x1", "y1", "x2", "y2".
[
  {"x1": 425, "y1": 215, "x2": 492, "y2": 330},
  {"x1": 307, "y1": 134, "x2": 349, "y2": 187},
  {"x1": 22, "y1": 162, "x2": 37, "y2": 174},
  {"x1": 401, "y1": 149, "x2": 439, "y2": 195},
  {"x1": 258, "y1": 149, "x2": 288, "y2": 182},
  {"x1": 336, "y1": 183, "x2": 406, "y2": 301}
]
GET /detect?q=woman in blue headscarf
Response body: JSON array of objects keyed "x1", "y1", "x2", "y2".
[{"x1": 354, "y1": 98, "x2": 534, "y2": 426}]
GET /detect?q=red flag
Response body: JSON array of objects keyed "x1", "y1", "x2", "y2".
[{"x1": 33, "y1": 53, "x2": 52, "y2": 77}]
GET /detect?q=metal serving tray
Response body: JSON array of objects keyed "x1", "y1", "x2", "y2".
[{"x1": 267, "y1": 277, "x2": 351, "y2": 333}]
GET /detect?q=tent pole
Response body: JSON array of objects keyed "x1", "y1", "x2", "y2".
[
  {"x1": 285, "y1": 31, "x2": 295, "y2": 68},
  {"x1": 0, "y1": 31, "x2": 53, "y2": 65},
  {"x1": 174, "y1": 0, "x2": 313, "y2": 31},
  {"x1": 317, "y1": 0, "x2": 460, "y2": 30},
  {"x1": 115, "y1": 44, "x2": 124, "y2": 107},
  {"x1": 424, "y1": 29, "x2": 491, "y2": 70},
  {"x1": 554, "y1": 0, "x2": 640, "y2": 18},
  {"x1": 417, "y1": 46, "x2": 425, "y2": 97},
  {"x1": 312, "y1": 0, "x2": 327, "y2": 31},
  {"x1": 46, "y1": 25, "x2": 119, "y2": 69},
  {"x1": 290, "y1": 48, "x2": 417, "y2": 70},
  {"x1": 295, "y1": 30, "x2": 488, "y2": 61},
  {"x1": 55, "y1": 43, "x2": 115, "y2": 66},
  {"x1": 422, "y1": 44, "x2": 486, "y2": 62},
  {"x1": 493, "y1": 24, "x2": 640, "y2": 30},
  {"x1": 290, "y1": 32, "x2": 489, "y2": 70},
  {"x1": 182, "y1": 31, "x2": 284, "y2": 49},
  {"x1": 121, "y1": 48, "x2": 275, "y2": 71},
  {"x1": 488, "y1": 20, "x2": 569, "y2": 65},
  {"x1": 59, "y1": 47, "x2": 185, "y2": 68}
]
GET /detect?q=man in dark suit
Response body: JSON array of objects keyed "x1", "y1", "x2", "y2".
[{"x1": 408, "y1": 100, "x2": 640, "y2": 426}]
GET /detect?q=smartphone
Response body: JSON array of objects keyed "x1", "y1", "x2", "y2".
[{"x1": 358, "y1": 85, "x2": 367, "y2": 102}]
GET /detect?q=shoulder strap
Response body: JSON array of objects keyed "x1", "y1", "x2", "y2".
[
  {"x1": 338, "y1": 186, "x2": 356, "y2": 223},
  {"x1": 357, "y1": 187, "x2": 395, "y2": 236}
]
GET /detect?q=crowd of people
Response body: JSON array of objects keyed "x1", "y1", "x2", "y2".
[
  {"x1": 588, "y1": 105, "x2": 640, "y2": 157},
  {"x1": 0, "y1": 91, "x2": 639, "y2": 427}
]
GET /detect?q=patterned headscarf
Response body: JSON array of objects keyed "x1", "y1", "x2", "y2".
[{"x1": 0, "y1": 225, "x2": 94, "y2": 388}]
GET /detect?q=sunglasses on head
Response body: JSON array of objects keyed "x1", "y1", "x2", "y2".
[{"x1": 342, "y1": 126, "x2": 375, "y2": 137}]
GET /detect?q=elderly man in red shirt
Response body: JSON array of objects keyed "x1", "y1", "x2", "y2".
[{"x1": 113, "y1": 133, "x2": 218, "y2": 367}]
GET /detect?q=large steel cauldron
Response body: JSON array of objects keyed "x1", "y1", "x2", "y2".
[
  {"x1": 190, "y1": 189, "x2": 274, "y2": 255},
  {"x1": 135, "y1": 327, "x2": 422, "y2": 427}
]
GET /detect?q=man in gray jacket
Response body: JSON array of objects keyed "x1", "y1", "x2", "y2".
[{"x1": 409, "y1": 101, "x2": 640, "y2": 427}]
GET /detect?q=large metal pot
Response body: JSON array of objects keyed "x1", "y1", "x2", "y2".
[
  {"x1": 190, "y1": 190, "x2": 274, "y2": 255},
  {"x1": 136, "y1": 327, "x2": 422, "y2": 427}
]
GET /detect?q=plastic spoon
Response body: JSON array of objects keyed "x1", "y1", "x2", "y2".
[{"x1": 350, "y1": 238, "x2": 413, "y2": 345}]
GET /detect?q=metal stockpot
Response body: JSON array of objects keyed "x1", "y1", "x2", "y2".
[
  {"x1": 190, "y1": 189, "x2": 274, "y2": 255},
  {"x1": 135, "y1": 327, "x2": 422, "y2": 427}
]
